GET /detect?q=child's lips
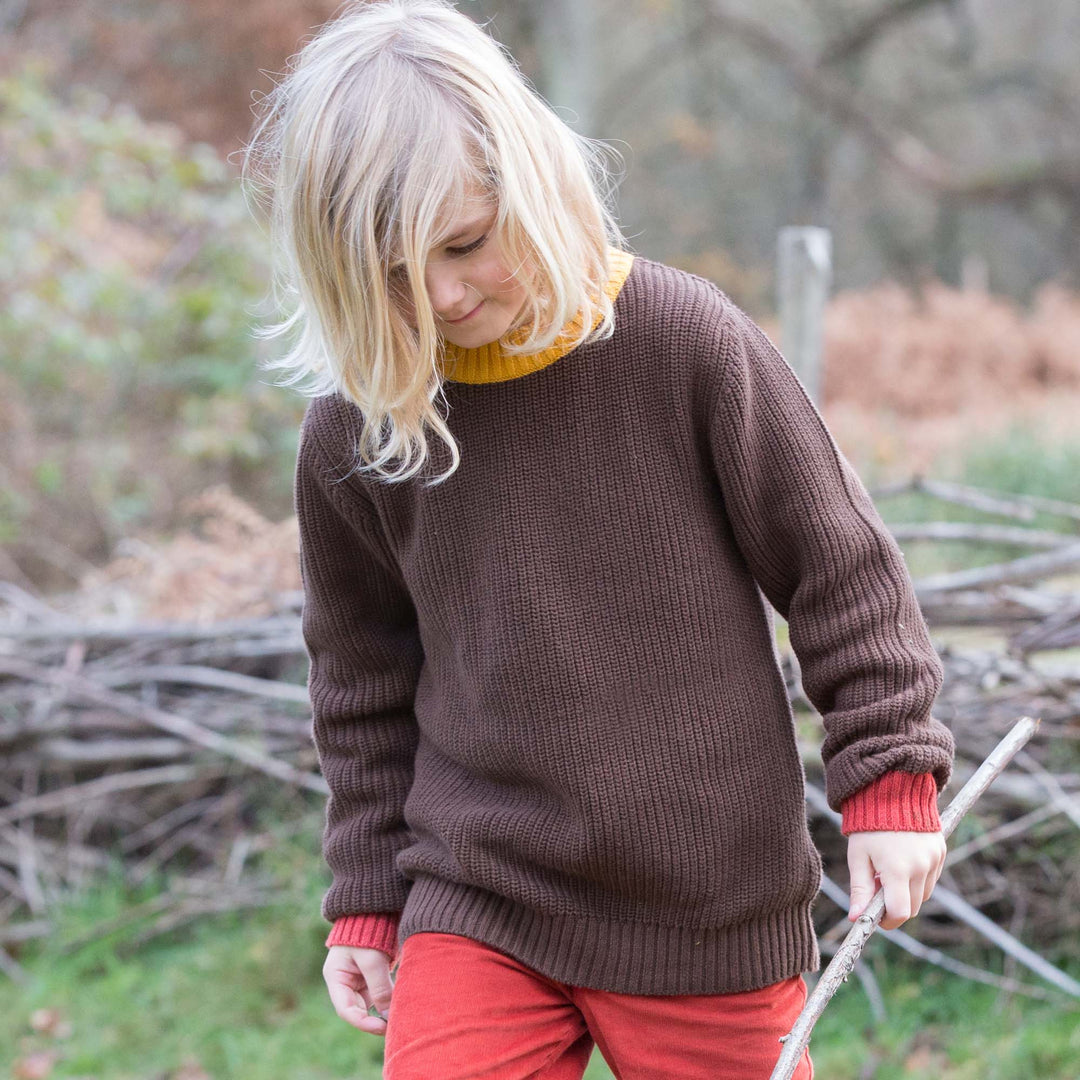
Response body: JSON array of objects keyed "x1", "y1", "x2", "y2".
[{"x1": 444, "y1": 300, "x2": 484, "y2": 324}]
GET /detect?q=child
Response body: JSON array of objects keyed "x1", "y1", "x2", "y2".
[{"x1": 242, "y1": 2, "x2": 955, "y2": 1076}]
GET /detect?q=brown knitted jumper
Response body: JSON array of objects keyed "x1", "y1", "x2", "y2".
[{"x1": 297, "y1": 249, "x2": 955, "y2": 994}]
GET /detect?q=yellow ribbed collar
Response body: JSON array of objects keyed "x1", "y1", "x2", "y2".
[{"x1": 439, "y1": 247, "x2": 635, "y2": 384}]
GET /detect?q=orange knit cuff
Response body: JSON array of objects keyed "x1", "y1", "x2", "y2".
[
  {"x1": 840, "y1": 771, "x2": 941, "y2": 835},
  {"x1": 325, "y1": 912, "x2": 402, "y2": 963}
]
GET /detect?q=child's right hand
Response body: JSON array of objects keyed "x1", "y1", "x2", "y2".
[{"x1": 323, "y1": 945, "x2": 396, "y2": 1036}]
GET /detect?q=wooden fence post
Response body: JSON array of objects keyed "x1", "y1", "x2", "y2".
[{"x1": 778, "y1": 227, "x2": 832, "y2": 405}]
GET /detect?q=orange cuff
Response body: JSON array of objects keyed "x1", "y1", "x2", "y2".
[
  {"x1": 325, "y1": 911, "x2": 402, "y2": 963},
  {"x1": 840, "y1": 771, "x2": 941, "y2": 835}
]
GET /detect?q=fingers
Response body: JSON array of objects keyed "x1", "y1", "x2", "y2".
[
  {"x1": 879, "y1": 871, "x2": 913, "y2": 931},
  {"x1": 365, "y1": 957, "x2": 396, "y2": 1021},
  {"x1": 847, "y1": 844, "x2": 879, "y2": 921},
  {"x1": 323, "y1": 947, "x2": 396, "y2": 1038},
  {"x1": 880, "y1": 838, "x2": 947, "y2": 931},
  {"x1": 924, "y1": 834, "x2": 947, "y2": 903},
  {"x1": 848, "y1": 832, "x2": 948, "y2": 930},
  {"x1": 908, "y1": 874, "x2": 925, "y2": 927}
]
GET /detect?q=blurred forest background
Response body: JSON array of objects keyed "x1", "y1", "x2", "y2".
[
  {"x1": 2, "y1": 0, "x2": 1080, "y2": 595},
  {"x1": 2, "y1": 2, "x2": 1080, "y2": 1078}
]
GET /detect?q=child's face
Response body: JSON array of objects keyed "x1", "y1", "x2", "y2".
[{"x1": 394, "y1": 202, "x2": 530, "y2": 348}]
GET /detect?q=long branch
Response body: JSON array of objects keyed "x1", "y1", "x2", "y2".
[
  {"x1": 770, "y1": 715, "x2": 1042, "y2": 1080},
  {"x1": 0, "y1": 656, "x2": 326, "y2": 796}
]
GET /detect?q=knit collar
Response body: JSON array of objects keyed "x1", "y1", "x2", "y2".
[{"x1": 439, "y1": 247, "x2": 635, "y2": 384}]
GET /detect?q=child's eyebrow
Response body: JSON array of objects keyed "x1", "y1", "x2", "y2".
[
  {"x1": 439, "y1": 207, "x2": 496, "y2": 244},
  {"x1": 441, "y1": 219, "x2": 490, "y2": 243}
]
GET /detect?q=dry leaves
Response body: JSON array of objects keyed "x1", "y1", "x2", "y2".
[{"x1": 74, "y1": 485, "x2": 300, "y2": 625}]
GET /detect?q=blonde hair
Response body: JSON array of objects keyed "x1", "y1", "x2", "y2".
[{"x1": 240, "y1": 0, "x2": 630, "y2": 486}]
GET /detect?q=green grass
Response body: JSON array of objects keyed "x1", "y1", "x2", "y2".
[
  {"x1": 866, "y1": 416, "x2": 1080, "y2": 582},
  {"x1": 2, "y1": 814, "x2": 1078, "y2": 1080},
  {"x1": 809, "y1": 959, "x2": 1080, "y2": 1080},
  {"x1": 954, "y1": 420, "x2": 1080, "y2": 507},
  {"x1": 0, "y1": 813, "x2": 388, "y2": 1080}
]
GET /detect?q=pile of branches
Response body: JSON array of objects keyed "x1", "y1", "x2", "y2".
[
  {"x1": 0, "y1": 587, "x2": 316, "y2": 984},
  {"x1": 796, "y1": 475, "x2": 1080, "y2": 1009},
  {"x1": 0, "y1": 476, "x2": 1078, "y2": 1011}
]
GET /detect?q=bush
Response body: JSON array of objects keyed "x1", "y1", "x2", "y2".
[{"x1": 0, "y1": 58, "x2": 301, "y2": 589}]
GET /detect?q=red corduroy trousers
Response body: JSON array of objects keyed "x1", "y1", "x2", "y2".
[{"x1": 382, "y1": 931, "x2": 814, "y2": 1080}]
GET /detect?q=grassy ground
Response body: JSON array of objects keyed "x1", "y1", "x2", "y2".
[{"x1": 2, "y1": 812, "x2": 1078, "y2": 1080}]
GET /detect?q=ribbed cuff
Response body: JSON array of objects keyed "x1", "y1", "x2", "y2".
[
  {"x1": 841, "y1": 771, "x2": 941, "y2": 835},
  {"x1": 325, "y1": 912, "x2": 402, "y2": 963}
]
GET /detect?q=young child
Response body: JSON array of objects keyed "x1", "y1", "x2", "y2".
[{"x1": 243, "y1": 2, "x2": 955, "y2": 1076}]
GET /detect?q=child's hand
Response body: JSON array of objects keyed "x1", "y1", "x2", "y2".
[
  {"x1": 323, "y1": 945, "x2": 396, "y2": 1037},
  {"x1": 846, "y1": 830, "x2": 947, "y2": 930}
]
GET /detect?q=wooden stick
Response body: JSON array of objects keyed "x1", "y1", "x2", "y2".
[
  {"x1": 889, "y1": 522, "x2": 1074, "y2": 548},
  {"x1": 913, "y1": 543, "x2": 1080, "y2": 596},
  {"x1": 769, "y1": 715, "x2": 1041, "y2": 1080},
  {"x1": 93, "y1": 663, "x2": 311, "y2": 703},
  {"x1": 816, "y1": 875, "x2": 1060, "y2": 1002},
  {"x1": 0, "y1": 657, "x2": 326, "y2": 795}
]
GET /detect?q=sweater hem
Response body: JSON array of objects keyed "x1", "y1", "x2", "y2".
[{"x1": 397, "y1": 873, "x2": 821, "y2": 996}]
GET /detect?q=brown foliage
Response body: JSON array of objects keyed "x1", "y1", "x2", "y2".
[
  {"x1": 77, "y1": 486, "x2": 300, "y2": 625},
  {"x1": 822, "y1": 280, "x2": 1080, "y2": 417},
  {"x1": 0, "y1": 0, "x2": 344, "y2": 155},
  {"x1": 787, "y1": 280, "x2": 1080, "y2": 478}
]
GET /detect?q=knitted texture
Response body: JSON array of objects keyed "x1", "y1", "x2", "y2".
[
  {"x1": 297, "y1": 251, "x2": 955, "y2": 994},
  {"x1": 840, "y1": 769, "x2": 942, "y2": 834},
  {"x1": 325, "y1": 912, "x2": 401, "y2": 963},
  {"x1": 325, "y1": 774, "x2": 944, "y2": 954}
]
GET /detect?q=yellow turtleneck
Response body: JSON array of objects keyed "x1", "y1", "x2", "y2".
[{"x1": 439, "y1": 247, "x2": 635, "y2": 385}]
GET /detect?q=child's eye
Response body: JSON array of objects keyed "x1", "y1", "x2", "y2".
[{"x1": 447, "y1": 234, "x2": 487, "y2": 257}]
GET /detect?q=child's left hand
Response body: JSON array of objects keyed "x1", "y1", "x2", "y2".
[{"x1": 846, "y1": 830, "x2": 947, "y2": 930}]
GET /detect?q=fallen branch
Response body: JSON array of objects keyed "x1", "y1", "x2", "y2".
[
  {"x1": 92, "y1": 663, "x2": 311, "y2": 703},
  {"x1": 913, "y1": 542, "x2": 1080, "y2": 596},
  {"x1": 0, "y1": 656, "x2": 325, "y2": 795},
  {"x1": 805, "y1": 779, "x2": 1078, "y2": 991},
  {"x1": 0, "y1": 763, "x2": 233, "y2": 827},
  {"x1": 869, "y1": 476, "x2": 1080, "y2": 523},
  {"x1": 889, "y1": 522, "x2": 1075, "y2": 548},
  {"x1": 926, "y1": 883, "x2": 1080, "y2": 997},
  {"x1": 1013, "y1": 749, "x2": 1080, "y2": 830},
  {"x1": 817, "y1": 875, "x2": 1059, "y2": 1002},
  {"x1": 945, "y1": 802, "x2": 1063, "y2": 865},
  {"x1": 0, "y1": 613, "x2": 302, "y2": 642},
  {"x1": 770, "y1": 715, "x2": 1042, "y2": 1080}
]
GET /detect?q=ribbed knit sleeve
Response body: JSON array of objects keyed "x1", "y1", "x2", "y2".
[
  {"x1": 707, "y1": 301, "x2": 955, "y2": 813},
  {"x1": 295, "y1": 407, "x2": 423, "y2": 925},
  {"x1": 325, "y1": 912, "x2": 402, "y2": 963},
  {"x1": 840, "y1": 771, "x2": 942, "y2": 834}
]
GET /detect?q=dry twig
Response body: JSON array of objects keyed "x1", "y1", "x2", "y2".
[{"x1": 771, "y1": 716, "x2": 1044, "y2": 1080}]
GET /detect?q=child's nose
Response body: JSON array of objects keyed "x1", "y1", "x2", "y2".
[{"x1": 426, "y1": 266, "x2": 472, "y2": 320}]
